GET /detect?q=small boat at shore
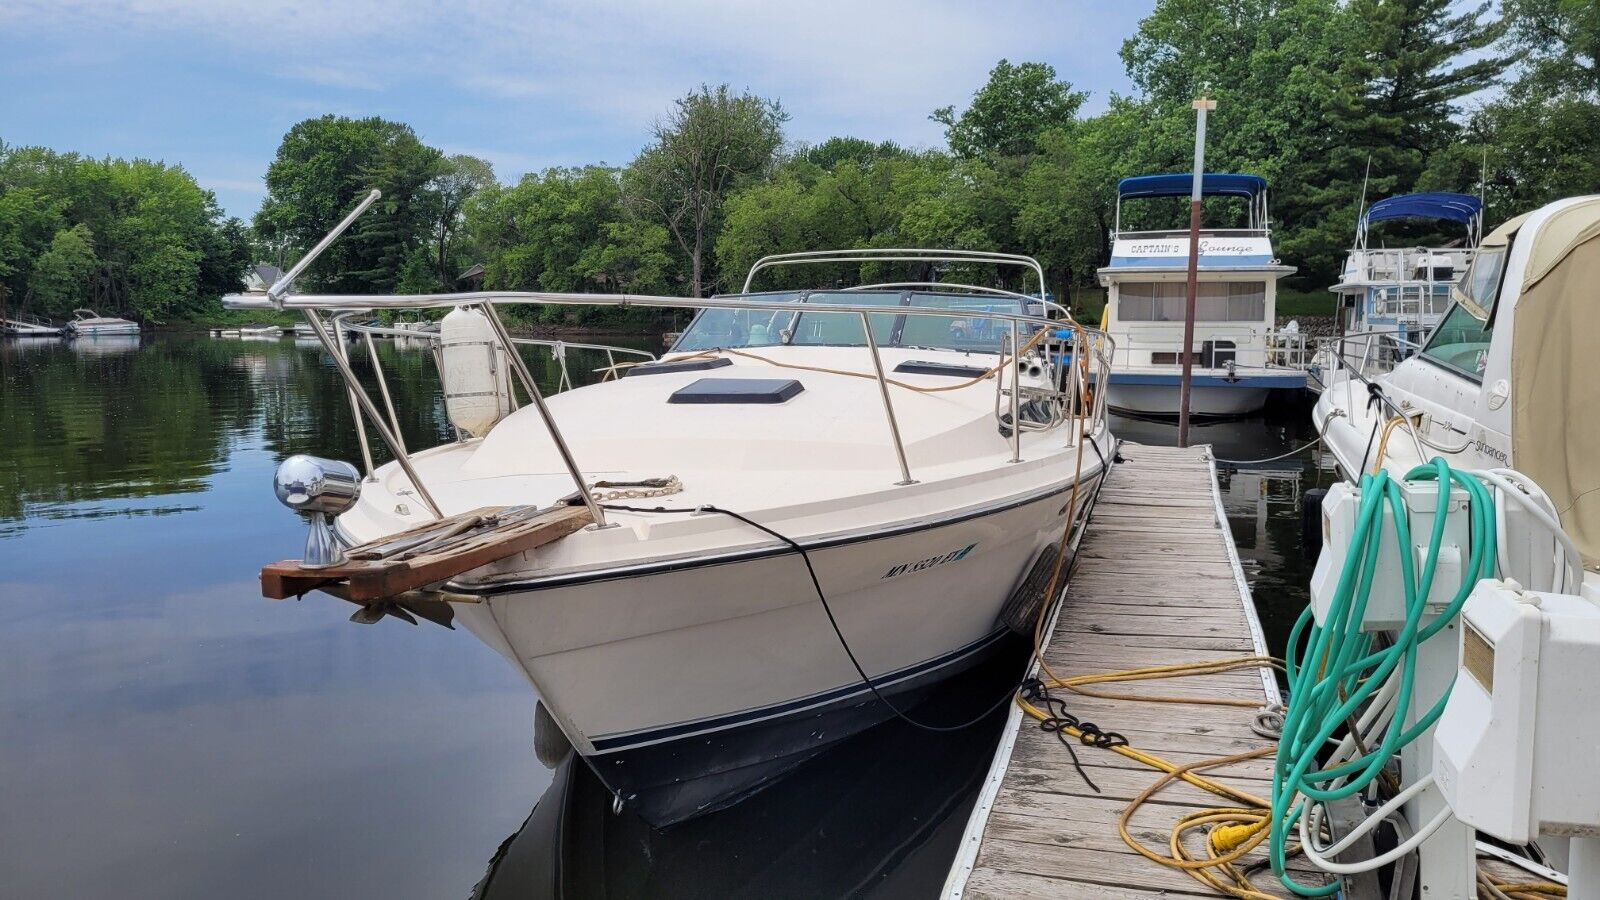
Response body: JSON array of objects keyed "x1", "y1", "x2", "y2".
[
  {"x1": 227, "y1": 220, "x2": 1115, "y2": 825},
  {"x1": 65, "y1": 309, "x2": 140, "y2": 336},
  {"x1": 1096, "y1": 174, "x2": 1305, "y2": 417}
]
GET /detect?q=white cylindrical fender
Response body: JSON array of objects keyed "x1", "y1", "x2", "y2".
[{"x1": 440, "y1": 306, "x2": 511, "y2": 438}]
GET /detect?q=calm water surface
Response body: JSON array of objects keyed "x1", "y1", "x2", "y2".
[{"x1": 1, "y1": 335, "x2": 1320, "y2": 899}]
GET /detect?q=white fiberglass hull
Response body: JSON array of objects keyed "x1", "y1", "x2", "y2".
[
  {"x1": 449, "y1": 462, "x2": 1106, "y2": 825},
  {"x1": 70, "y1": 321, "x2": 140, "y2": 336},
  {"x1": 320, "y1": 338, "x2": 1115, "y2": 825}
]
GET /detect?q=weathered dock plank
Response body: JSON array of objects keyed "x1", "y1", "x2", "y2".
[{"x1": 943, "y1": 442, "x2": 1291, "y2": 899}]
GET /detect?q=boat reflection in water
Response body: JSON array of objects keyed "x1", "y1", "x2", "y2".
[{"x1": 472, "y1": 638, "x2": 1025, "y2": 900}]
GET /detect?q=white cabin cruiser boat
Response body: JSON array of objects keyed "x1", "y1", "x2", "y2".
[
  {"x1": 227, "y1": 224, "x2": 1115, "y2": 826},
  {"x1": 65, "y1": 309, "x2": 140, "y2": 336},
  {"x1": 1309, "y1": 192, "x2": 1483, "y2": 393},
  {"x1": 1098, "y1": 174, "x2": 1303, "y2": 417},
  {"x1": 1315, "y1": 195, "x2": 1600, "y2": 582}
]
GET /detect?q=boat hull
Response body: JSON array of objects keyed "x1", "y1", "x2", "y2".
[
  {"x1": 69, "y1": 323, "x2": 141, "y2": 336},
  {"x1": 1102, "y1": 371, "x2": 1303, "y2": 418},
  {"x1": 452, "y1": 470, "x2": 1103, "y2": 826}
]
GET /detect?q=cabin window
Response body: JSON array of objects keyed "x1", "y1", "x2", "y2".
[
  {"x1": 1118, "y1": 282, "x2": 1266, "y2": 322},
  {"x1": 1151, "y1": 352, "x2": 1179, "y2": 365}
]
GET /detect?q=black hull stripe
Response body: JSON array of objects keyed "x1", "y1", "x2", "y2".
[
  {"x1": 450, "y1": 466, "x2": 1104, "y2": 596},
  {"x1": 587, "y1": 627, "x2": 1010, "y2": 753}
]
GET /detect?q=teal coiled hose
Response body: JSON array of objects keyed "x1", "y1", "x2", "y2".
[{"x1": 1269, "y1": 458, "x2": 1496, "y2": 896}]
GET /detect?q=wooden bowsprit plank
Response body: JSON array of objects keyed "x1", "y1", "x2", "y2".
[{"x1": 260, "y1": 504, "x2": 592, "y2": 601}]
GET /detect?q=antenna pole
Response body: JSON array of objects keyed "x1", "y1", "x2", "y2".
[
  {"x1": 1355, "y1": 155, "x2": 1372, "y2": 249},
  {"x1": 1478, "y1": 148, "x2": 1489, "y2": 244},
  {"x1": 268, "y1": 189, "x2": 382, "y2": 306},
  {"x1": 1178, "y1": 96, "x2": 1215, "y2": 449}
]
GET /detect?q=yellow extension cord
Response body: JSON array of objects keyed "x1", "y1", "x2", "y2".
[{"x1": 1015, "y1": 660, "x2": 1568, "y2": 898}]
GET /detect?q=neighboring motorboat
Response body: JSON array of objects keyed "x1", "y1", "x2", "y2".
[
  {"x1": 65, "y1": 309, "x2": 140, "y2": 336},
  {"x1": 1309, "y1": 192, "x2": 1483, "y2": 393},
  {"x1": 227, "y1": 236, "x2": 1115, "y2": 827},
  {"x1": 1097, "y1": 174, "x2": 1304, "y2": 417},
  {"x1": 1314, "y1": 194, "x2": 1600, "y2": 583}
]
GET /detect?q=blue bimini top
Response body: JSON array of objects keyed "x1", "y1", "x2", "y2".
[
  {"x1": 1362, "y1": 192, "x2": 1482, "y2": 226},
  {"x1": 1117, "y1": 173, "x2": 1268, "y2": 201}
]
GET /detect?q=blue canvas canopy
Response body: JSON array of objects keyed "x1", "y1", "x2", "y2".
[
  {"x1": 1118, "y1": 173, "x2": 1268, "y2": 200},
  {"x1": 1363, "y1": 192, "x2": 1482, "y2": 226}
]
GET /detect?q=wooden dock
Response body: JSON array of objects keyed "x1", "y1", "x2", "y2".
[{"x1": 943, "y1": 442, "x2": 1290, "y2": 899}]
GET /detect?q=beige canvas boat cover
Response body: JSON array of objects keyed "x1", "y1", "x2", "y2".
[{"x1": 1511, "y1": 197, "x2": 1600, "y2": 569}]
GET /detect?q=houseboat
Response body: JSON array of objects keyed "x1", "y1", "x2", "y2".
[{"x1": 1097, "y1": 173, "x2": 1302, "y2": 417}]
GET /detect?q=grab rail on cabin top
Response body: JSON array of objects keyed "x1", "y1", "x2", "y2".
[{"x1": 229, "y1": 288, "x2": 1113, "y2": 531}]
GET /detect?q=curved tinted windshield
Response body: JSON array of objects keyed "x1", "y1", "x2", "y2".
[
  {"x1": 672, "y1": 291, "x2": 1032, "y2": 353},
  {"x1": 1421, "y1": 246, "x2": 1507, "y2": 381}
]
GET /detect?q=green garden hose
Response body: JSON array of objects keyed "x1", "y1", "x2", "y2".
[{"x1": 1270, "y1": 458, "x2": 1496, "y2": 896}]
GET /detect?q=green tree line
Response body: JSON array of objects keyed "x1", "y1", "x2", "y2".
[
  {"x1": 2, "y1": 0, "x2": 1596, "y2": 325},
  {"x1": 0, "y1": 144, "x2": 251, "y2": 322}
]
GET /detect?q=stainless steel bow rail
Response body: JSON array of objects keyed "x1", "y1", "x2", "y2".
[{"x1": 230, "y1": 192, "x2": 1115, "y2": 532}]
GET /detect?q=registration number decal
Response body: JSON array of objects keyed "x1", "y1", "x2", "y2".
[{"x1": 882, "y1": 543, "x2": 978, "y2": 579}]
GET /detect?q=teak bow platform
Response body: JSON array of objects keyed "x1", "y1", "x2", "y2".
[{"x1": 260, "y1": 504, "x2": 593, "y2": 603}]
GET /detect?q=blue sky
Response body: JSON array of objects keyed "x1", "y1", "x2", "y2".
[{"x1": 0, "y1": 1, "x2": 1155, "y2": 220}]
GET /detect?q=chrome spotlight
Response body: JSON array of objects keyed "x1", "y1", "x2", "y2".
[{"x1": 274, "y1": 455, "x2": 362, "y2": 568}]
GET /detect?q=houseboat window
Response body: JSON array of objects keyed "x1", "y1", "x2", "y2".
[
  {"x1": 1118, "y1": 282, "x2": 1266, "y2": 322},
  {"x1": 1418, "y1": 246, "x2": 1506, "y2": 381}
]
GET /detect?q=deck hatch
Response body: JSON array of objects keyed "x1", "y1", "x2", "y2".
[
  {"x1": 893, "y1": 360, "x2": 989, "y2": 378},
  {"x1": 625, "y1": 357, "x2": 733, "y2": 377},
  {"x1": 668, "y1": 378, "x2": 804, "y2": 404}
]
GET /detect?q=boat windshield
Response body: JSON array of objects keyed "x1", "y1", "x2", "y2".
[
  {"x1": 672, "y1": 290, "x2": 1033, "y2": 354},
  {"x1": 1421, "y1": 246, "x2": 1505, "y2": 381}
]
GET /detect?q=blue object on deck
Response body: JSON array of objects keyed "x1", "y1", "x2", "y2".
[
  {"x1": 1117, "y1": 173, "x2": 1268, "y2": 200},
  {"x1": 1362, "y1": 192, "x2": 1482, "y2": 226}
]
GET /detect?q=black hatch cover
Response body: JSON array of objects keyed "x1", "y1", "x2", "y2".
[
  {"x1": 893, "y1": 359, "x2": 989, "y2": 378},
  {"x1": 625, "y1": 357, "x2": 733, "y2": 377},
  {"x1": 668, "y1": 378, "x2": 805, "y2": 404}
]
